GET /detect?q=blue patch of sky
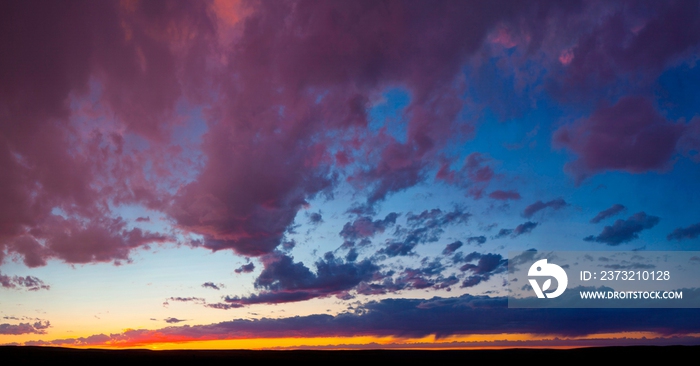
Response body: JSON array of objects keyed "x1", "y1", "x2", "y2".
[
  {"x1": 655, "y1": 62, "x2": 700, "y2": 122},
  {"x1": 368, "y1": 87, "x2": 410, "y2": 143}
]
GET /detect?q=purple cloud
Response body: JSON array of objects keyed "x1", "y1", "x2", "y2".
[
  {"x1": 667, "y1": 223, "x2": 700, "y2": 241},
  {"x1": 457, "y1": 252, "x2": 507, "y2": 288},
  {"x1": 488, "y1": 190, "x2": 521, "y2": 200},
  {"x1": 554, "y1": 97, "x2": 685, "y2": 183},
  {"x1": 0, "y1": 273, "x2": 50, "y2": 291},
  {"x1": 234, "y1": 263, "x2": 256, "y2": 274},
  {"x1": 340, "y1": 213, "x2": 399, "y2": 246},
  {"x1": 442, "y1": 241, "x2": 463, "y2": 255},
  {"x1": 590, "y1": 204, "x2": 626, "y2": 224},
  {"x1": 0, "y1": 320, "x2": 50, "y2": 335},
  {"x1": 522, "y1": 199, "x2": 568, "y2": 218}
]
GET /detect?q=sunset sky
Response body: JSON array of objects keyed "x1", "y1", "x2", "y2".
[{"x1": 2, "y1": 0, "x2": 700, "y2": 349}]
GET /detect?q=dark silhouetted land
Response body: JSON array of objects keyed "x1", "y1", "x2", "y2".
[{"x1": 1, "y1": 346, "x2": 698, "y2": 364}]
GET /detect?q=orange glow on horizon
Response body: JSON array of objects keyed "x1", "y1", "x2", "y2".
[{"x1": 33, "y1": 331, "x2": 699, "y2": 351}]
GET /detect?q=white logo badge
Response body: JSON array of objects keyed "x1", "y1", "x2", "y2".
[{"x1": 528, "y1": 259, "x2": 568, "y2": 299}]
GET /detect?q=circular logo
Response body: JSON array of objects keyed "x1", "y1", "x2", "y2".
[{"x1": 528, "y1": 259, "x2": 568, "y2": 299}]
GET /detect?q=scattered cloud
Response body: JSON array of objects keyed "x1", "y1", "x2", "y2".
[
  {"x1": 585, "y1": 212, "x2": 660, "y2": 245},
  {"x1": 590, "y1": 204, "x2": 626, "y2": 223},
  {"x1": 667, "y1": 223, "x2": 700, "y2": 241},
  {"x1": 523, "y1": 199, "x2": 568, "y2": 218}
]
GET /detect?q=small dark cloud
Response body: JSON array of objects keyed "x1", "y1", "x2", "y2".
[
  {"x1": 512, "y1": 221, "x2": 538, "y2": 237},
  {"x1": 457, "y1": 252, "x2": 507, "y2": 288},
  {"x1": 135, "y1": 216, "x2": 150, "y2": 223},
  {"x1": 0, "y1": 273, "x2": 50, "y2": 291},
  {"x1": 590, "y1": 204, "x2": 625, "y2": 223},
  {"x1": 202, "y1": 282, "x2": 225, "y2": 290},
  {"x1": 667, "y1": 223, "x2": 700, "y2": 241},
  {"x1": 494, "y1": 228, "x2": 512, "y2": 239},
  {"x1": 167, "y1": 297, "x2": 205, "y2": 304},
  {"x1": 205, "y1": 303, "x2": 243, "y2": 310},
  {"x1": 282, "y1": 240, "x2": 296, "y2": 251},
  {"x1": 442, "y1": 241, "x2": 463, "y2": 255},
  {"x1": 466, "y1": 236, "x2": 487, "y2": 246},
  {"x1": 492, "y1": 222, "x2": 537, "y2": 239},
  {"x1": 522, "y1": 198, "x2": 568, "y2": 218},
  {"x1": 308, "y1": 212, "x2": 324, "y2": 225},
  {"x1": 488, "y1": 190, "x2": 521, "y2": 200},
  {"x1": 164, "y1": 317, "x2": 186, "y2": 324},
  {"x1": 235, "y1": 263, "x2": 256, "y2": 274},
  {"x1": 584, "y1": 212, "x2": 660, "y2": 245}
]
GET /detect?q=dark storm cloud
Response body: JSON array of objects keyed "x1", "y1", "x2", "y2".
[{"x1": 584, "y1": 212, "x2": 660, "y2": 245}]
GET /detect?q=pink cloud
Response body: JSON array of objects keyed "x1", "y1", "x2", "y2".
[{"x1": 554, "y1": 97, "x2": 685, "y2": 182}]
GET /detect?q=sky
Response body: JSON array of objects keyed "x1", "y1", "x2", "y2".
[{"x1": 1, "y1": 0, "x2": 700, "y2": 350}]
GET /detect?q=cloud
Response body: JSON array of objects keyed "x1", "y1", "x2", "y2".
[
  {"x1": 522, "y1": 199, "x2": 568, "y2": 218},
  {"x1": 27, "y1": 292, "x2": 700, "y2": 347},
  {"x1": 0, "y1": 273, "x2": 50, "y2": 291},
  {"x1": 0, "y1": 1, "x2": 206, "y2": 267},
  {"x1": 442, "y1": 241, "x2": 463, "y2": 255},
  {"x1": 488, "y1": 190, "x2": 521, "y2": 200},
  {"x1": 378, "y1": 207, "x2": 471, "y2": 257},
  {"x1": 166, "y1": 297, "x2": 205, "y2": 304},
  {"x1": 234, "y1": 263, "x2": 256, "y2": 274},
  {"x1": 457, "y1": 252, "x2": 507, "y2": 288},
  {"x1": 667, "y1": 223, "x2": 700, "y2": 241},
  {"x1": 493, "y1": 222, "x2": 537, "y2": 239},
  {"x1": 308, "y1": 212, "x2": 324, "y2": 225},
  {"x1": 170, "y1": 0, "x2": 555, "y2": 256},
  {"x1": 436, "y1": 153, "x2": 496, "y2": 199},
  {"x1": 202, "y1": 282, "x2": 225, "y2": 290},
  {"x1": 339, "y1": 213, "x2": 399, "y2": 246},
  {"x1": 553, "y1": 97, "x2": 685, "y2": 183},
  {"x1": 222, "y1": 252, "x2": 380, "y2": 306},
  {"x1": 512, "y1": 222, "x2": 538, "y2": 236},
  {"x1": 164, "y1": 318, "x2": 186, "y2": 324},
  {"x1": 466, "y1": 236, "x2": 487, "y2": 246},
  {"x1": 590, "y1": 204, "x2": 626, "y2": 223},
  {"x1": 0, "y1": 320, "x2": 50, "y2": 335},
  {"x1": 584, "y1": 212, "x2": 660, "y2": 245}
]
